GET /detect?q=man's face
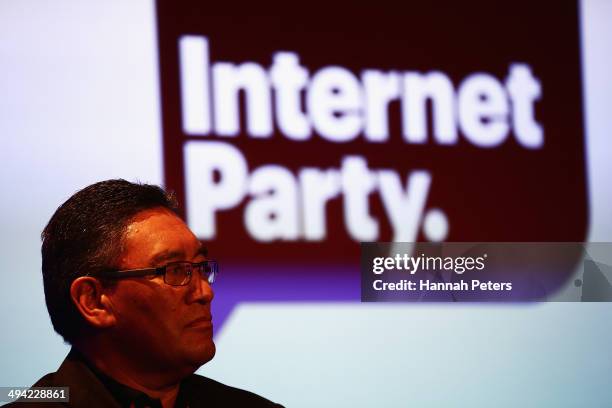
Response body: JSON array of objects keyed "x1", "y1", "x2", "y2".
[{"x1": 105, "y1": 207, "x2": 215, "y2": 375}]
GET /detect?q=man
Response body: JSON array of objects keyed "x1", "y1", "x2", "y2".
[{"x1": 11, "y1": 179, "x2": 282, "y2": 407}]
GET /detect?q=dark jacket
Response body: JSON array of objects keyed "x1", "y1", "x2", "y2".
[{"x1": 7, "y1": 350, "x2": 283, "y2": 407}]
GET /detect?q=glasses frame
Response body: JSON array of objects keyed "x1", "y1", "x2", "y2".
[{"x1": 91, "y1": 260, "x2": 218, "y2": 286}]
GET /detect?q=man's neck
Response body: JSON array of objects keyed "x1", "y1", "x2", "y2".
[{"x1": 74, "y1": 342, "x2": 185, "y2": 408}]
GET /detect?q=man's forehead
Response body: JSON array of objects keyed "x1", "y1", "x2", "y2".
[
  {"x1": 127, "y1": 206, "x2": 182, "y2": 225},
  {"x1": 123, "y1": 207, "x2": 190, "y2": 237},
  {"x1": 120, "y1": 207, "x2": 204, "y2": 265}
]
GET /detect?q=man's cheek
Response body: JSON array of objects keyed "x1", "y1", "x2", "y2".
[{"x1": 111, "y1": 289, "x2": 157, "y2": 324}]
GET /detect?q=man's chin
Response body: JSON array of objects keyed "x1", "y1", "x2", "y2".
[{"x1": 184, "y1": 340, "x2": 216, "y2": 368}]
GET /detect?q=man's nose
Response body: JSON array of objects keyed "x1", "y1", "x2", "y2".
[{"x1": 189, "y1": 270, "x2": 214, "y2": 304}]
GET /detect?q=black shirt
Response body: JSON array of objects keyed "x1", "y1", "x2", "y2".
[{"x1": 79, "y1": 352, "x2": 165, "y2": 408}]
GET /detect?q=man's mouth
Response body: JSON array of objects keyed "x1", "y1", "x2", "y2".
[{"x1": 186, "y1": 316, "x2": 213, "y2": 328}]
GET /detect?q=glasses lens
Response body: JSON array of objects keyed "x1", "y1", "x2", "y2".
[
  {"x1": 194, "y1": 261, "x2": 217, "y2": 284},
  {"x1": 165, "y1": 263, "x2": 191, "y2": 286},
  {"x1": 206, "y1": 261, "x2": 217, "y2": 284}
]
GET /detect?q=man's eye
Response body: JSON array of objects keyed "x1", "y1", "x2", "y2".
[{"x1": 167, "y1": 263, "x2": 191, "y2": 279}]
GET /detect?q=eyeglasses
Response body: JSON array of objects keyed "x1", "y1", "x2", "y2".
[{"x1": 92, "y1": 260, "x2": 218, "y2": 286}]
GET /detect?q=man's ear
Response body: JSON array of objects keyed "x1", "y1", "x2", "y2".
[{"x1": 70, "y1": 277, "x2": 117, "y2": 329}]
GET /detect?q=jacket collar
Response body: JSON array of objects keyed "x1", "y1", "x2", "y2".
[{"x1": 51, "y1": 348, "x2": 121, "y2": 408}]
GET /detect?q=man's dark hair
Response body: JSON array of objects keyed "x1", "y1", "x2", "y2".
[{"x1": 41, "y1": 179, "x2": 179, "y2": 344}]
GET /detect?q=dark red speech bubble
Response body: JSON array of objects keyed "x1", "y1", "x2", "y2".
[{"x1": 155, "y1": 3, "x2": 588, "y2": 329}]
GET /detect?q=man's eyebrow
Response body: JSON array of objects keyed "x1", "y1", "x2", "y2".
[
  {"x1": 150, "y1": 250, "x2": 184, "y2": 266},
  {"x1": 150, "y1": 246, "x2": 208, "y2": 265}
]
